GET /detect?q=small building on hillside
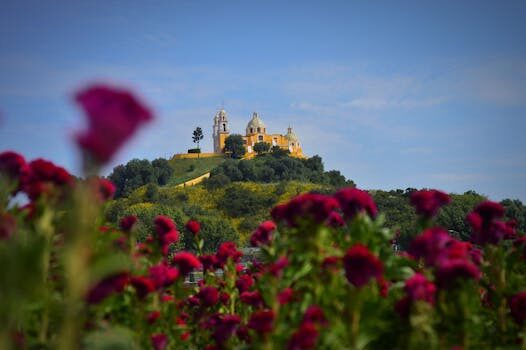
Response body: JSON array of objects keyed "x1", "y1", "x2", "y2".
[{"x1": 212, "y1": 109, "x2": 304, "y2": 158}]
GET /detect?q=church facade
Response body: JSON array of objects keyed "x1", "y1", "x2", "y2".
[{"x1": 212, "y1": 109, "x2": 304, "y2": 158}]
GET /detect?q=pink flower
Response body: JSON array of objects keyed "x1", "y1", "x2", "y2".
[
  {"x1": 343, "y1": 244, "x2": 383, "y2": 288},
  {"x1": 216, "y1": 242, "x2": 243, "y2": 267},
  {"x1": 96, "y1": 178, "x2": 116, "y2": 201},
  {"x1": 130, "y1": 276, "x2": 156, "y2": 299},
  {"x1": 74, "y1": 84, "x2": 153, "y2": 164},
  {"x1": 149, "y1": 263, "x2": 179, "y2": 289},
  {"x1": 22, "y1": 159, "x2": 73, "y2": 200},
  {"x1": 404, "y1": 273, "x2": 436, "y2": 304},
  {"x1": 287, "y1": 322, "x2": 319, "y2": 350},
  {"x1": 434, "y1": 258, "x2": 481, "y2": 289},
  {"x1": 302, "y1": 305, "x2": 328, "y2": 326},
  {"x1": 334, "y1": 188, "x2": 377, "y2": 220},
  {"x1": 172, "y1": 252, "x2": 201, "y2": 276},
  {"x1": 197, "y1": 286, "x2": 220, "y2": 307},
  {"x1": 85, "y1": 272, "x2": 129, "y2": 304},
  {"x1": 327, "y1": 211, "x2": 345, "y2": 227},
  {"x1": 199, "y1": 255, "x2": 219, "y2": 272},
  {"x1": 236, "y1": 274, "x2": 254, "y2": 293},
  {"x1": 185, "y1": 220, "x2": 201, "y2": 235},
  {"x1": 247, "y1": 310, "x2": 275, "y2": 333},
  {"x1": 240, "y1": 291, "x2": 264, "y2": 308},
  {"x1": 467, "y1": 201, "x2": 507, "y2": 245},
  {"x1": 269, "y1": 256, "x2": 289, "y2": 277},
  {"x1": 410, "y1": 189, "x2": 451, "y2": 218},
  {"x1": 211, "y1": 314, "x2": 241, "y2": 345},
  {"x1": 119, "y1": 215, "x2": 137, "y2": 232},
  {"x1": 0, "y1": 151, "x2": 28, "y2": 185},
  {"x1": 271, "y1": 193, "x2": 339, "y2": 227},
  {"x1": 250, "y1": 220, "x2": 276, "y2": 246},
  {"x1": 154, "y1": 215, "x2": 177, "y2": 236},
  {"x1": 147, "y1": 310, "x2": 161, "y2": 324},
  {"x1": 408, "y1": 228, "x2": 453, "y2": 266},
  {"x1": 509, "y1": 291, "x2": 526, "y2": 325},
  {"x1": 150, "y1": 333, "x2": 168, "y2": 350},
  {"x1": 277, "y1": 288, "x2": 294, "y2": 305}
]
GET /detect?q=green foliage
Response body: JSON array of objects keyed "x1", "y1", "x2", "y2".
[
  {"x1": 224, "y1": 134, "x2": 246, "y2": 159},
  {"x1": 437, "y1": 191, "x2": 487, "y2": 240},
  {"x1": 501, "y1": 198, "x2": 526, "y2": 232},
  {"x1": 108, "y1": 158, "x2": 173, "y2": 198},
  {"x1": 270, "y1": 145, "x2": 290, "y2": 158},
  {"x1": 209, "y1": 154, "x2": 355, "y2": 189},
  {"x1": 220, "y1": 185, "x2": 276, "y2": 217},
  {"x1": 253, "y1": 141, "x2": 271, "y2": 155}
]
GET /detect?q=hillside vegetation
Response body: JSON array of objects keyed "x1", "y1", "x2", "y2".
[{"x1": 106, "y1": 154, "x2": 526, "y2": 253}]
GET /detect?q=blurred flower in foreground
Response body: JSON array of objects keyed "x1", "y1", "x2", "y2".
[{"x1": 74, "y1": 84, "x2": 153, "y2": 166}]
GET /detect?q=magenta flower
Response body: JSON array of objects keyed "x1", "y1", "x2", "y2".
[
  {"x1": 271, "y1": 193, "x2": 339, "y2": 227},
  {"x1": 509, "y1": 291, "x2": 526, "y2": 325},
  {"x1": 172, "y1": 252, "x2": 201, "y2": 276},
  {"x1": 150, "y1": 333, "x2": 168, "y2": 350},
  {"x1": 119, "y1": 215, "x2": 137, "y2": 232},
  {"x1": 148, "y1": 263, "x2": 179, "y2": 289},
  {"x1": 96, "y1": 178, "x2": 116, "y2": 201},
  {"x1": 236, "y1": 274, "x2": 254, "y2": 293},
  {"x1": 85, "y1": 272, "x2": 129, "y2": 304},
  {"x1": 410, "y1": 189, "x2": 451, "y2": 218},
  {"x1": 240, "y1": 291, "x2": 264, "y2": 308},
  {"x1": 434, "y1": 258, "x2": 481, "y2": 289},
  {"x1": 211, "y1": 314, "x2": 241, "y2": 345},
  {"x1": 467, "y1": 201, "x2": 508, "y2": 245},
  {"x1": 154, "y1": 215, "x2": 177, "y2": 236},
  {"x1": 302, "y1": 305, "x2": 328, "y2": 326},
  {"x1": 0, "y1": 151, "x2": 28, "y2": 184},
  {"x1": 74, "y1": 84, "x2": 153, "y2": 164},
  {"x1": 404, "y1": 273, "x2": 436, "y2": 304},
  {"x1": 334, "y1": 188, "x2": 377, "y2": 220},
  {"x1": 287, "y1": 322, "x2": 319, "y2": 350},
  {"x1": 185, "y1": 220, "x2": 201, "y2": 235},
  {"x1": 408, "y1": 228, "x2": 453, "y2": 266},
  {"x1": 130, "y1": 276, "x2": 156, "y2": 299},
  {"x1": 197, "y1": 286, "x2": 220, "y2": 307},
  {"x1": 277, "y1": 288, "x2": 294, "y2": 305},
  {"x1": 216, "y1": 242, "x2": 243, "y2": 267},
  {"x1": 250, "y1": 220, "x2": 276, "y2": 246},
  {"x1": 247, "y1": 309, "x2": 275, "y2": 333},
  {"x1": 343, "y1": 244, "x2": 383, "y2": 288},
  {"x1": 23, "y1": 159, "x2": 73, "y2": 200}
]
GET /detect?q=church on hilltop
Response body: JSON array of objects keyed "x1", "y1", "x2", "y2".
[{"x1": 212, "y1": 109, "x2": 304, "y2": 158}]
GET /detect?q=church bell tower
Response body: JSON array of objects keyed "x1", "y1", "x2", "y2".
[{"x1": 213, "y1": 109, "x2": 229, "y2": 153}]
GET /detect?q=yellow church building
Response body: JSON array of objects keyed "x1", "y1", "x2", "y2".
[{"x1": 212, "y1": 109, "x2": 304, "y2": 158}]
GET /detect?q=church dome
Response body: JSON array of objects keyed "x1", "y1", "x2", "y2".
[
  {"x1": 285, "y1": 127, "x2": 299, "y2": 142},
  {"x1": 246, "y1": 112, "x2": 266, "y2": 134}
]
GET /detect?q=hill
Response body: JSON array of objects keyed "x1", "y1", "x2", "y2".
[{"x1": 166, "y1": 156, "x2": 225, "y2": 186}]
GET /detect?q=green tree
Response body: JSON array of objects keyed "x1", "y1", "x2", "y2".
[
  {"x1": 224, "y1": 134, "x2": 246, "y2": 159},
  {"x1": 270, "y1": 145, "x2": 290, "y2": 158},
  {"x1": 253, "y1": 142, "x2": 271, "y2": 155},
  {"x1": 192, "y1": 127, "x2": 204, "y2": 150}
]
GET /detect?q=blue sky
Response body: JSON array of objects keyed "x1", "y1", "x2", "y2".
[{"x1": 1, "y1": 0, "x2": 525, "y2": 201}]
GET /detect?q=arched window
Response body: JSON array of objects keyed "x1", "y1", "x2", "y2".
[
  {"x1": 223, "y1": 124, "x2": 226, "y2": 132},
  {"x1": 257, "y1": 127, "x2": 261, "y2": 133},
  {"x1": 258, "y1": 135, "x2": 263, "y2": 141},
  {"x1": 250, "y1": 128, "x2": 253, "y2": 134}
]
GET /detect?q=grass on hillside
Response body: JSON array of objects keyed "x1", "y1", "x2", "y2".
[{"x1": 167, "y1": 156, "x2": 225, "y2": 185}]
